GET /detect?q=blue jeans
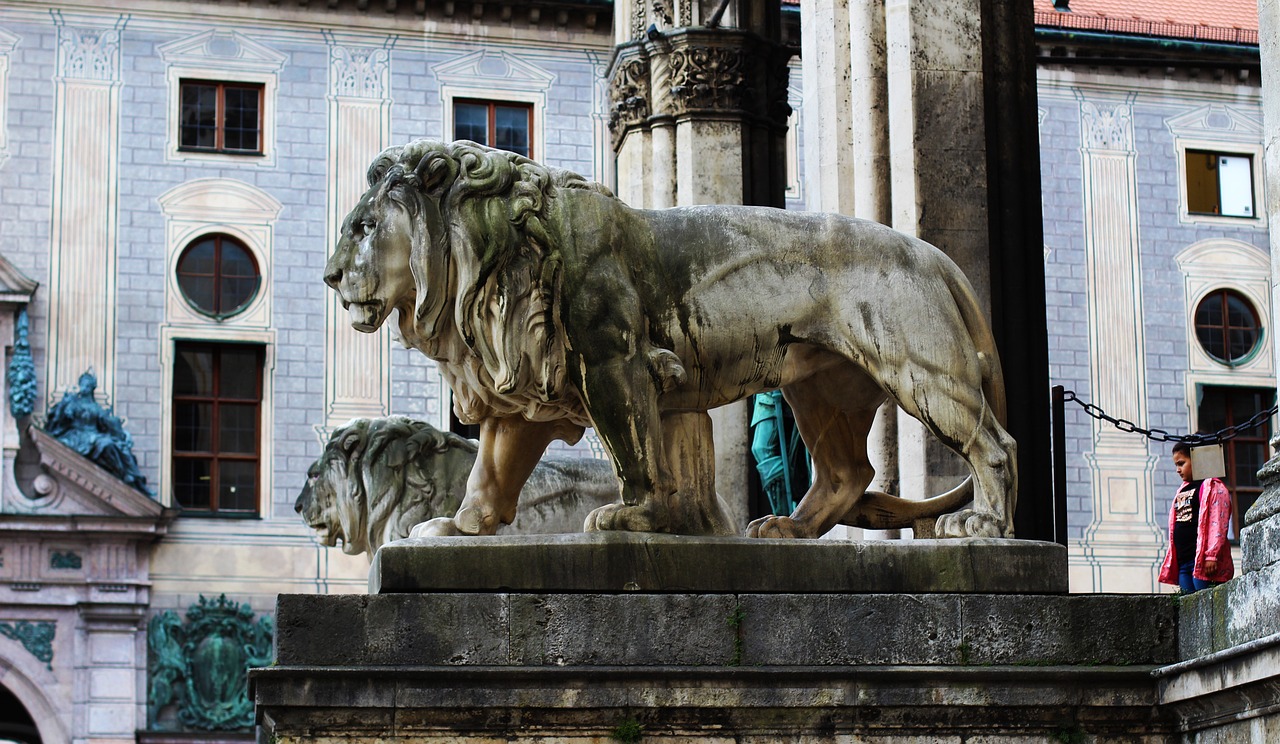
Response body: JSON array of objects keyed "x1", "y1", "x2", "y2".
[{"x1": 1178, "y1": 561, "x2": 1215, "y2": 594}]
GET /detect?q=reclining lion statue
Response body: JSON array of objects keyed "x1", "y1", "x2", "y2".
[
  {"x1": 324, "y1": 139, "x2": 1017, "y2": 539},
  {"x1": 296, "y1": 416, "x2": 620, "y2": 557}
]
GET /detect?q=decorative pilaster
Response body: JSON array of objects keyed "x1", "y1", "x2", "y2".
[
  {"x1": 46, "y1": 14, "x2": 124, "y2": 409},
  {"x1": 1073, "y1": 93, "x2": 1164, "y2": 592},
  {"x1": 323, "y1": 39, "x2": 394, "y2": 435},
  {"x1": 0, "y1": 28, "x2": 19, "y2": 169}
]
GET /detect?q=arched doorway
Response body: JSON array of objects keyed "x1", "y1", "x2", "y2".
[{"x1": 0, "y1": 684, "x2": 40, "y2": 744}]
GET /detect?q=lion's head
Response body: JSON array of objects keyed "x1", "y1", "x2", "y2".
[
  {"x1": 295, "y1": 416, "x2": 478, "y2": 557},
  {"x1": 323, "y1": 140, "x2": 609, "y2": 427}
]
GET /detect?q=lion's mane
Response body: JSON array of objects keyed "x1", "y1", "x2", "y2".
[
  {"x1": 316, "y1": 416, "x2": 477, "y2": 556},
  {"x1": 367, "y1": 139, "x2": 612, "y2": 428}
]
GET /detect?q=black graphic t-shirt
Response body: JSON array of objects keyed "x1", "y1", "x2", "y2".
[{"x1": 1172, "y1": 480, "x2": 1202, "y2": 567}]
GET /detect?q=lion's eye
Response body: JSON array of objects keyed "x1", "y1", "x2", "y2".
[{"x1": 361, "y1": 220, "x2": 377, "y2": 233}]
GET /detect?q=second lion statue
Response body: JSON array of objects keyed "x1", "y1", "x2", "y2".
[{"x1": 324, "y1": 139, "x2": 1018, "y2": 539}]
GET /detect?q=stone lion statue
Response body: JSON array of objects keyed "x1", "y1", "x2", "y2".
[
  {"x1": 324, "y1": 139, "x2": 1017, "y2": 540},
  {"x1": 295, "y1": 416, "x2": 620, "y2": 557}
]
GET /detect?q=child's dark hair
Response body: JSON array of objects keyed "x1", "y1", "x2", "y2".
[{"x1": 1172, "y1": 441, "x2": 1192, "y2": 457}]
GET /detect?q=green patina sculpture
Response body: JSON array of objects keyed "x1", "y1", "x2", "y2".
[
  {"x1": 49, "y1": 550, "x2": 82, "y2": 569},
  {"x1": 325, "y1": 139, "x2": 1017, "y2": 541},
  {"x1": 146, "y1": 594, "x2": 273, "y2": 731},
  {"x1": 6, "y1": 308, "x2": 35, "y2": 419},
  {"x1": 750, "y1": 390, "x2": 810, "y2": 517},
  {"x1": 45, "y1": 370, "x2": 151, "y2": 495},
  {"x1": 0, "y1": 620, "x2": 54, "y2": 670}
]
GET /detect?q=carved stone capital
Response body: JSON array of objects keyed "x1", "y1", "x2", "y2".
[
  {"x1": 608, "y1": 30, "x2": 793, "y2": 151},
  {"x1": 667, "y1": 43, "x2": 749, "y2": 115},
  {"x1": 608, "y1": 54, "x2": 651, "y2": 149}
]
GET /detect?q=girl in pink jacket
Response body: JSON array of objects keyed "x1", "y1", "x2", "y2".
[{"x1": 1158, "y1": 442, "x2": 1234, "y2": 593}]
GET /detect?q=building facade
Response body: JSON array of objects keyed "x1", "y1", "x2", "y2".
[
  {"x1": 1034, "y1": 0, "x2": 1273, "y2": 592},
  {"x1": 0, "y1": 2, "x2": 614, "y2": 741},
  {"x1": 0, "y1": 0, "x2": 1274, "y2": 740}
]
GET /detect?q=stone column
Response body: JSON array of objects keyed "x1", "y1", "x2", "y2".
[
  {"x1": 322, "y1": 43, "x2": 394, "y2": 434},
  {"x1": 878, "y1": 0, "x2": 1050, "y2": 538},
  {"x1": 609, "y1": 0, "x2": 791, "y2": 527},
  {"x1": 883, "y1": 0, "x2": 990, "y2": 506},
  {"x1": 1072, "y1": 93, "x2": 1163, "y2": 592},
  {"x1": 799, "y1": 0, "x2": 855, "y2": 214},
  {"x1": 1245, "y1": 0, "x2": 1280, "y2": 586},
  {"x1": 46, "y1": 16, "x2": 124, "y2": 407}
]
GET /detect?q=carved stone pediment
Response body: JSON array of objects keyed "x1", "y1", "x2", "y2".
[
  {"x1": 0, "y1": 252, "x2": 37, "y2": 305},
  {"x1": 8, "y1": 427, "x2": 171, "y2": 520}
]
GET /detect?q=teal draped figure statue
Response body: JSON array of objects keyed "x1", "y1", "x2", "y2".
[
  {"x1": 750, "y1": 390, "x2": 811, "y2": 516},
  {"x1": 44, "y1": 370, "x2": 151, "y2": 495}
]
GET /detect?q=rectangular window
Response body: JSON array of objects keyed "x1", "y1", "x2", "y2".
[
  {"x1": 172, "y1": 342, "x2": 264, "y2": 516},
  {"x1": 179, "y1": 80, "x2": 263, "y2": 155},
  {"x1": 453, "y1": 99, "x2": 533, "y2": 158},
  {"x1": 1186, "y1": 150, "x2": 1255, "y2": 217},
  {"x1": 1198, "y1": 385, "x2": 1274, "y2": 541}
]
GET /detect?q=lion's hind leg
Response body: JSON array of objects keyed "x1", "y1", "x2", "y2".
[
  {"x1": 747, "y1": 370, "x2": 882, "y2": 539},
  {"x1": 890, "y1": 361, "x2": 1017, "y2": 539}
]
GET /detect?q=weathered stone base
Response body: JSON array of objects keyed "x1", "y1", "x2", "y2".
[
  {"x1": 254, "y1": 589, "x2": 1190, "y2": 741},
  {"x1": 371, "y1": 534, "x2": 1069, "y2": 593},
  {"x1": 255, "y1": 664, "x2": 1170, "y2": 741},
  {"x1": 252, "y1": 535, "x2": 1280, "y2": 742}
]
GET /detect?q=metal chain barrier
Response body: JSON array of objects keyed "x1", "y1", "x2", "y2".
[{"x1": 1060, "y1": 389, "x2": 1278, "y2": 446}]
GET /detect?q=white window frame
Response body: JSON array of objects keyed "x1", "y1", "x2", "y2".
[
  {"x1": 434, "y1": 49, "x2": 554, "y2": 164},
  {"x1": 1166, "y1": 105, "x2": 1267, "y2": 228},
  {"x1": 157, "y1": 179, "x2": 281, "y2": 517},
  {"x1": 1175, "y1": 238, "x2": 1275, "y2": 433},
  {"x1": 159, "y1": 31, "x2": 285, "y2": 167}
]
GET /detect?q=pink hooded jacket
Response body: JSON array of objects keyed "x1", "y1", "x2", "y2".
[{"x1": 1158, "y1": 477, "x2": 1235, "y2": 585}]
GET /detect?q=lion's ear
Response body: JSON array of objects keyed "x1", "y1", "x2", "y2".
[
  {"x1": 341, "y1": 430, "x2": 363, "y2": 453},
  {"x1": 416, "y1": 151, "x2": 458, "y2": 197}
]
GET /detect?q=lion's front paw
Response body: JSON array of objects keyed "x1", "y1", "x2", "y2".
[
  {"x1": 584, "y1": 503, "x2": 661, "y2": 533},
  {"x1": 934, "y1": 509, "x2": 1005, "y2": 539},
  {"x1": 409, "y1": 517, "x2": 464, "y2": 537},
  {"x1": 746, "y1": 515, "x2": 813, "y2": 538}
]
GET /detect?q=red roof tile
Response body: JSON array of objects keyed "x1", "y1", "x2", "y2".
[{"x1": 1035, "y1": 0, "x2": 1257, "y2": 44}]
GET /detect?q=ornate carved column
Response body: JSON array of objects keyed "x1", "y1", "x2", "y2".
[
  {"x1": 609, "y1": 0, "x2": 791, "y2": 524},
  {"x1": 46, "y1": 15, "x2": 125, "y2": 408},
  {"x1": 322, "y1": 40, "x2": 394, "y2": 434},
  {"x1": 1073, "y1": 93, "x2": 1163, "y2": 592}
]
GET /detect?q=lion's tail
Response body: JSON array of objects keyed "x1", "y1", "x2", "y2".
[{"x1": 836, "y1": 479, "x2": 974, "y2": 530}]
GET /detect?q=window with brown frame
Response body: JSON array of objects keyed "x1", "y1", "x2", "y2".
[
  {"x1": 453, "y1": 99, "x2": 532, "y2": 158},
  {"x1": 179, "y1": 80, "x2": 264, "y2": 154},
  {"x1": 175, "y1": 234, "x2": 262, "y2": 319},
  {"x1": 172, "y1": 342, "x2": 264, "y2": 516},
  {"x1": 1198, "y1": 385, "x2": 1274, "y2": 542},
  {"x1": 1194, "y1": 288, "x2": 1262, "y2": 366}
]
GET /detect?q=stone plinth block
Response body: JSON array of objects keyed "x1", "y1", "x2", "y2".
[
  {"x1": 369, "y1": 533, "x2": 1068, "y2": 594},
  {"x1": 271, "y1": 592, "x2": 1177, "y2": 669},
  {"x1": 256, "y1": 591, "x2": 1181, "y2": 741}
]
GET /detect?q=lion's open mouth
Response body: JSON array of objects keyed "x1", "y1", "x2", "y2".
[
  {"x1": 306, "y1": 520, "x2": 340, "y2": 547},
  {"x1": 346, "y1": 301, "x2": 386, "y2": 333}
]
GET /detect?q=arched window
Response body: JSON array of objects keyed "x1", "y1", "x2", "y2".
[
  {"x1": 175, "y1": 234, "x2": 261, "y2": 319},
  {"x1": 1194, "y1": 289, "x2": 1262, "y2": 365}
]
